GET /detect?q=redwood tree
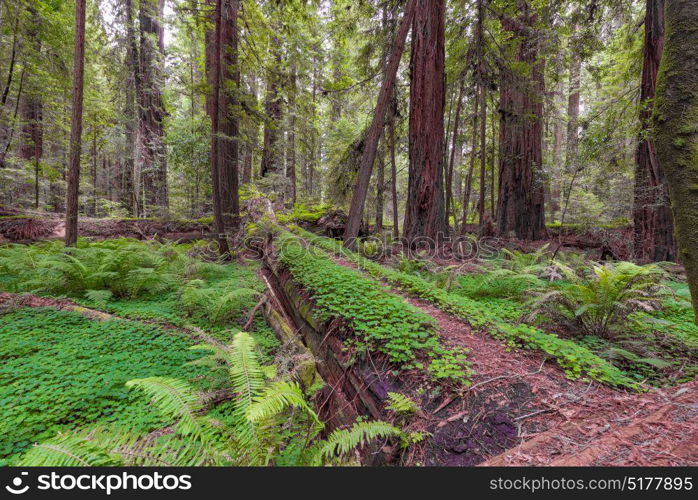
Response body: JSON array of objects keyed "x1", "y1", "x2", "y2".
[
  {"x1": 260, "y1": 32, "x2": 282, "y2": 177},
  {"x1": 65, "y1": 0, "x2": 86, "y2": 247},
  {"x1": 138, "y1": 0, "x2": 168, "y2": 213},
  {"x1": 209, "y1": 0, "x2": 230, "y2": 256},
  {"x1": 495, "y1": 2, "x2": 546, "y2": 240},
  {"x1": 402, "y1": 0, "x2": 447, "y2": 243},
  {"x1": 633, "y1": 0, "x2": 676, "y2": 262},
  {"x1": 654, "y1": 0, "x2": 698, "y2": 320},
  {"x1": 218, "y1": 0, "x2": 240, "y2": 227}
]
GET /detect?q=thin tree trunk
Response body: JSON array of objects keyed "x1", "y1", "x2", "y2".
[
  {"x1": 446, "y1": 79, "x2": 465, "y2": 232},
  {"x1": 478, "y1": 82, "x2": 487, "y2": 225},
  {"x1": 565, "y1": 27, "x2": 581, "y2": 170},
  {"x1": 375, "y1": 143, "x2": 385, "y2": 231},
  {"x1": 389, "y1": 116, "x2": 399, "y2": 238},
  {"x1": 65, "y1": 0, "x2": 86, "y2": 247},
  {"x1": 343, "y1": 0, "x2": 416, "y2": 247},
  {"x1": 654, "y1": 0, "x2": 698, "y2": 320},
  {"x1": 460, "y1": 98, "x2": 479, "y2": 234},
  {"x1": 287, "y1": 63, "x2": 297, "y2": 205}
]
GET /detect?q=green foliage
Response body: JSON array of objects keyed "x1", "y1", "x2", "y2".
[
  {"x1": 289, "y1": 227, "x2": 638, "y2": 389},
  {"x1": 528, "y1": 262, "x2": 667, "y2": 338},
  {"x1": 277, "y1": 203, "x2": 330, "y2": 225},
  {"x1": 20, "y1": 331, "x2": 405, "y2": 467},
  {"x1": 385, "y1": 392, "x2": 419, "y2": 415},
  {"x1": 0, "y1": 239, "x2": 189, "y2": 300},
  {"x1": 277, "y1": 231, "x2": 471, "y2": 383},
  {"x1": 180, "y1": 279, "x2": 261, "y2": 325},
  {"x1": 0, "y1": 307, "x2": 206, "y2": 464}
]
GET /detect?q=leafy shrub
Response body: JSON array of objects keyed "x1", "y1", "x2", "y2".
[
  {"x1": 180, "y1": 279, "x2": 261, "y2": 325},
  {"x1": 0, "y1": 239, "x2": 189, "y2": 300},
  {"x1": 528, "y1": 262, "x2": 666, "y2": 338}
]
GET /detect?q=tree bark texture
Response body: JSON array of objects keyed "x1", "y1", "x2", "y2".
[
  {"x1": 653, "y1": 0, "x2": 698, "y2": 320},
  {"x1": 65, "y1": 0, "x2": 86, "y2": 247},
  {"x1": 633, "y1": 0, "x2": 676, "y2": 262},
  {"x1": 403, "y1": 0, "x2": 447, "y2": 243},
  {"x1": 495, "y1": 2, "x2": 546, "y2": 240}
]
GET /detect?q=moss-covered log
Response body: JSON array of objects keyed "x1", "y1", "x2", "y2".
[{"x1": 653, "y1": 0, "x2": 698, "y2": 321}]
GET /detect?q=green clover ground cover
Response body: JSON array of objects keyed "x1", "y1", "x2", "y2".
[
  {"x1": 288, "y1": 226, "x2": 638, "y2": 389},
  {"x1": 0, "y1": 307, "x2": 208, "y2": 465},
  {"x1": 276, "y1": 231, "x2": 471, "y2": 383}
]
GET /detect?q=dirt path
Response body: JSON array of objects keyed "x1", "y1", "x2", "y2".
[{"x1": 326, "y1": 253, "x2": 697, "y2": 466}]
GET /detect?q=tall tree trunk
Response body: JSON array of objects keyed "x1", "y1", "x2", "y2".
[
  {"x1": 375, "y1": 144, "x2": 385, "y2": 231},
  {"x1": 287, "y1": 63, "x2": 297, "y2": 205},
  {"x1": 218, "y1": 0, "x2": 240, "y2": 227},
  {"x1": 403, "y1": 0, "x2": 447, "y2": 243},
  {"x1": 478, "y1": 83, "x2": 487, "y2": 226},
  {"x1": 633, "y1": 0, "x2": 676, "y2": 262},
  {"x1": 123, "y1": 0, "x2": 139, "y2": 215},
  {"x1": 138, "y1": 0, "x2": 168, "y2": 214},
  {"x1": 343, "y1": 0, "x2": 416, "y2": 247},
  {"x1": 0, "y1": 66, "x2": 24, "y2": 168},
  {"x1": 242, "y1": 72, "x2": 257, "y2": 184},
  {"x1": 65, "y1": 0, "x2": 86, "y2": 247},
  {"x1": 446, "y1": 79, "x2": 464, "y2": 232},
  {"x1": 565, "y1": 28, "x2": 581, "y2": 170},
  {"x1": 389, "y1": 114, "x2": 400, "y2": 238},
  {"x1": 550, "y1": 79, "x2": 564, "y2": 221},
  {"x1": 496, "y1": 3, "x2": 546, "y2": 240},
  {"x1": 209, "y1": 0, "x2": 230, "y2": 256},
  {"x1": 489, "y1": 94, "x2": 497, "y2": 217},
  {"x1": 260, "y1": 31, "x2": 282, "y2": 178},
  {"x1": 460, "y1": 98, "x2": 479, "y2": 234},
  {"x1": 476, "y1": 0, "x2": 487, "y2": 226},
  {"x1": 654, "y1": 0, "x2": 698, "y2": 320}
]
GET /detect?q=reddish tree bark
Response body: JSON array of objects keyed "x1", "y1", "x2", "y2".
[
  {"x1": 218, "y1": 0, "x2": 240, "y2": 227},
  {"x1": 495, "y1": 2, "x2": 546, "y2": 240},
  {"x1": 65, "y1": 0, "x2": 86, "y2": 247},
  {"x1": 633, "y1": 0, "x2": 676, "y2": 262},
  {"x1": 138, "y1": 0, "x2": 168, "y2": 213},
  {"x1": 260, "y1": 31, "x2": 282, "y2": 177},
  {"x1": 446, "y1": 79, "x2": 464, "y2": 232},
  {"x1": 343, "y1": 0, "x2": 416, "y2": 247},
  {"x1": 209, "y1": 0, "x2": 230, "y2": 256},
  {"x1": 403, "y1": 0, "x2": 447, "y2": 243}
]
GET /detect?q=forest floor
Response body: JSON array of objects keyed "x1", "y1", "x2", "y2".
[
  {"x1": 315, "y1": 244, "x2": 698, "y2": 466},
  {"x1": 331, "y1": 253, "x2": 697, "y2": 466},
  {"x1": 1, "y1": 209, "x2": 696, "y2": 466}
]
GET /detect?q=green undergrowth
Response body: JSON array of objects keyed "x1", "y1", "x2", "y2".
[
  {"x1": 277, "y1": 203, "x2": 330, "y2": 225},
  {"x1": 0, "y1": 238, "x2": 279, "y2": 360},
  {"x1": 0, "y1": 307, "x2": 209, "y2": 465},
  {"x1": 276, "y1": 231, "x2": 471, "y2": 384},
  {"x1": 288, "y1": 226, "x2": 639, "y2": 389}
]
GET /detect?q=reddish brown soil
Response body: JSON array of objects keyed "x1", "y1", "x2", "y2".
[{"x1": 326, "y1": 253, "x2": 697, "y2": 466}]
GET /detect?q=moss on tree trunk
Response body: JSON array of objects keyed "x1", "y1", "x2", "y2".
[{"x1": 654, "y1": 0, "x2": 698, "y2": 321}]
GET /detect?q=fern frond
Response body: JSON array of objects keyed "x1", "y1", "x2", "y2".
[
  {"x1": 311, "y1": 421, "x2": 402, "y2": 466},
  {"x1": 247, "y1": 381, "x2": 320, "y2": 425},
  {"x1": 18, "y1": 434, "x2": 121, "y2": 466}
]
